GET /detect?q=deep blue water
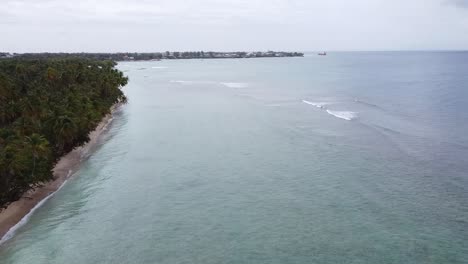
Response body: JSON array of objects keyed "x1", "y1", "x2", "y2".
[{"x1": 0, "y1": 52, "x2": 467, "y2": 263}]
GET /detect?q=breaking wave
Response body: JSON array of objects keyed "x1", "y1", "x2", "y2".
[
  {"x1": 326, "y1": 110, "x2": 357, "y2": 121},
  {"x1": 221, "y1": 82, "x2": 248, "y2": 88},
  {"x1": 302, "y1": 100, "x2": 329, "y2": 109},
  {"x1": 0, "y1": 176, "x2": 71, "y2": 245},
  {"x1": 170, "y1": 80, "x2": 194, "y2": 84}
]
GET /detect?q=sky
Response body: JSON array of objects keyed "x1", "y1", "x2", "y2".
[{"x1": 1, "y1": 0, "x2": 468, "y2": 52}]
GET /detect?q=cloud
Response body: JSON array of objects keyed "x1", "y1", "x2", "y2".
[
  {"x1": 1, "y1": 0, "x2": 468, "y2": 52},
  {"x1": 1, "y1": 0, "x2": 309, "y2": 25}
]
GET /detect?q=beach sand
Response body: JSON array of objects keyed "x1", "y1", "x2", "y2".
[{"x1": 0, "y1": 104, "x2": 121, "y2": 241}]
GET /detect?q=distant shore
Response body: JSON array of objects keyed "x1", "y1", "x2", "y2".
[
  {"x1": 1, "y1": 51, "x2": 304, "y2": 61},
  {"x1": 0, "y1": 104, "x2": 121, "y2": 242}
]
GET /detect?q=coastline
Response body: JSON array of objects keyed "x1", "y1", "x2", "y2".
[{"x1": 0, "y1": 104, "x2": 122, "y2": 242}]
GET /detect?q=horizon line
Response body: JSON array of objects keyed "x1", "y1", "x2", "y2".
[{"x1": 2, "y1": 49, "x2": 468, "y2": 54}]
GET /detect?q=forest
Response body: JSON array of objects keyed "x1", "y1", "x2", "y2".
[{"x1": 0, "y1": 58, "x2": 128, "y2": 208}]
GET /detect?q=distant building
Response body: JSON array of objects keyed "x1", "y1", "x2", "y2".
[
  {"x1": 0, "y1": 52, "x2": 14, "y2": 58},
  {"x1": 122, "y1": 55, "x2": 135, "y2": 61}
]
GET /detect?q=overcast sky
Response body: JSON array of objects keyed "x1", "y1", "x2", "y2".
[{"x1": 1, "y1": 0, "x2": 468, "y2": 52}]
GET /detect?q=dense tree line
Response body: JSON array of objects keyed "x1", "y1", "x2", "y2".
[{"x1": 0, "y1": 58, "x2": 128, "y2": 208}]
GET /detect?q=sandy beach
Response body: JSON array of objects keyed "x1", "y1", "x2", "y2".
[{"x1": 0, "y1": 104, "x2": 121, "y2": 241}]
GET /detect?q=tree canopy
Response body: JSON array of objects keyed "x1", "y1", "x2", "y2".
[{"x1": 0, "y1": 58, "x2": 128, "y2": 208}]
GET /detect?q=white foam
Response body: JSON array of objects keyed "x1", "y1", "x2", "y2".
[
  {"x1": 0, "y1": 175, "x2": 71, "y2": 245},
  {"x1": 151, "y1": 66, "x2": 168, "y2": 69},
  {"x1": 326, "y1": 110, "x2": 357, "y2": 121},
  {"x1": 302, "y1": 100, "x2": 328, "y2": 109},
  {"x1": 221, "y1": 82, "x2": 248, "y2": 88}
]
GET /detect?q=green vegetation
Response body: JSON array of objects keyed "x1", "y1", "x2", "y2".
[{"x1": 0, "y1": 58, "x2": 128, "y2": 208}]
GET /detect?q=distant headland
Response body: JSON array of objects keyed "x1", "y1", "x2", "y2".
[{"x1": 0, "y1": 51, "x2": 304, "y2": 61}]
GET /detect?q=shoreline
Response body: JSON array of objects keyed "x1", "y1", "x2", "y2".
[{"x1": 0, "y1": 104, "x2": 122, "y2": 242}]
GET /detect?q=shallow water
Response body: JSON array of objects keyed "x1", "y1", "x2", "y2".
[{"x1": 1, "y1": 52, "x2": 467, "y2": 263}]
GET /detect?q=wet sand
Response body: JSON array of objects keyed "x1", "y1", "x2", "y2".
[{"x1": 0, "y1": 104, "x2": 121, "y2": 241}]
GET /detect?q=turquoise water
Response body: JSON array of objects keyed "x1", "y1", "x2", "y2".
[{"x1": 1, "y1": 52, "x2": 467, "y2": 263}]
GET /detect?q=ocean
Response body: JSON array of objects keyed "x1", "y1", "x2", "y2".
[{"x1": 0, "y1": 52, "x2": 467, "y2": 263}]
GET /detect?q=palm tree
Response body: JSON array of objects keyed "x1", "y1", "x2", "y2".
[
  {"x1": 52, "y1": 115, "x2": 77, "y2": 153},
  {"x1": 24, "y1": 133, "x2": 49, "y2": 179}
]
